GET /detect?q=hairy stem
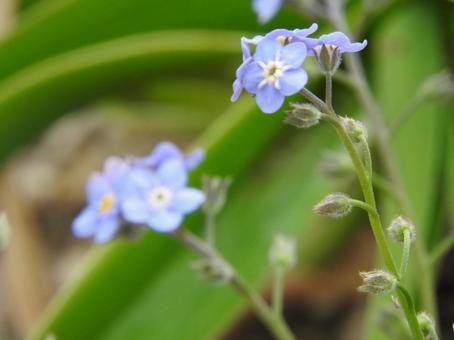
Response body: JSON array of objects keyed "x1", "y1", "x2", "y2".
[
  {"x1": 400, "y1": 229, "x2": 412, "y2": 278},
  {"x1": 172, "y1": 229, "x2": 295, "y2": 340}
]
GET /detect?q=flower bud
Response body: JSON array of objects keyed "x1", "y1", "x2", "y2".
[
  {"x1": 358, "y1": 270, "x2": 397, "y2": 295},
  {"x1": 202, "y1": 176, "x2": 232, "y2": 217},
  {"x1": 317, "y1": 150, "x2": 354, "y2": 178},
  {"x1": 341, "y1": 117, "x2": 367, "y2": 143},
  {"x1": 284, "y1": 103, "x2": 322, "y2": 129},
  {"x1": 0, "y1": 212, "x2": 11, "y2": 251},
  {"x1": 313, "y1": 193, "x2": 352, "y2": 218},
  {"x1": 387, "y1": 216, "x2": 416, "y2": 243},
  {"x1": 417, "y1": 312, "x2": 437, "y2": 338},
  {"x1": 269, "y1": 234, "x2": 297, "y2": 270},
  {"x1": 191, "y1": 257, "x2": 233, "y2": 284},
  {"x1": 313, "y1": 44, "x2": 342, "y2": 75}
]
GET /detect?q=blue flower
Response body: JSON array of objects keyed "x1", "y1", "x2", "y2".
[
  {"x1": 138, "y1": 141, "x2": 204, "y2": 170},
  {"x1": 121, "y1": 159, "x2": 205, "y2": 232},
  {"x1": 253, "y1": 0, "x2": 283, "y2": 24},
  {"x1": 72, "y1": 157, "x2": 130, "y2": 243},
  {"x1": 240, "y1": 39, "x2": 308, "y2": 113},
  {"x1": 314, "y1": 32, "x2": 367, "y2": 53}
]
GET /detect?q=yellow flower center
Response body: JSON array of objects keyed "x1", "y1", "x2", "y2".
[
  {"x1": 277, "y1": 35, "x2": 292, "y2": 45},
  {"x1": 263, "y1": 61, "x2": 284, "y2": 85},
  {"x1": 99, "y1": 193, "x2": 115, "y2": 214}
]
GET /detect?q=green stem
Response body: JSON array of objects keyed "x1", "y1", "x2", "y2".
[
  {"x1": 429, "y1": 232, "x2": 454, "y2": 266},
  {"x1": 172, "y1": 229, "x2": 295, "y2": 340},
  {"x1": 329, "y1": 9, "x2": 436, "y2": 316},
  {"x1": 349, "y1": 198, "x2": 378, "y2": 219},
  {"x1": 400, "y1": 229, "x2": 411, "y2": 278},
  {"x1": 360, "y1": 136, "x2": 373, "y2": 178},
  {"x1": 325, "y1": 72, "x2": 334, "y2": 112},
  {"x1": 272, "y1": 268, "x2": 284, "y2": 317},
  {"x1": 205, "y1": 213, "x2": 215, "y2": 246},
  {"x1": 396, "y1": 285, "x2": 425, "y2": 340}
]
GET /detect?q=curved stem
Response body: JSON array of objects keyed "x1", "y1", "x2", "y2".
[
  {"x1": 349, "y1": 198, "x2": 378, "y2": 219},
  {"x1": 400, "y1": 229, "x2": 411, "y2": 278},
  {"x1": 396, "y1": 285, "x2": 425, "y2": 340},
  {"x1": 172, "y1": 229, "x2": 295, "y2": 340}
]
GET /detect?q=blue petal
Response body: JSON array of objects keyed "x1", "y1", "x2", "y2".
[
  {"x1": 293, "y1": 23, "x2": 318, "y2": 38},
  {"x1": 94, "y1": 218, "x2": 119, "y2": 243},
  {"x1": 142, "y1": 141, "x2": 182, "y2": 167},
  {"x1": 171, "y1": 188, "x2": 206, "y2": 213},
  {"x1": 301, "y1": 37, "x2": 321, "y2": 56},
  {"x1": 121, "y1": 196, "x2": 150, "y2": 224},
  {"x1": 147, "y1": 210, "x2": 183, "y2": 232},
  {"x1": 254, "y1": 39, "x2": 281, "y2": 64},
  {"x1": 72, "y1": 207, "x2": 98, "y2": 238},
  {"x1": 281, "y1": 42, "x2": 307, "y2": 67},
  {"x1": 231, "y1": 79, "x2": 243, "y2": 102},
  {"x1": 319, "y1": 32, "x2": 351, "y2": 48},
  {"x1": 256, "y1": 84, "x2": 285, "y2": 114},
  {"x1": 242, "y1": 62, "x2": 264, "y2": 94},
  {"x1": 156, "y1": 159, "x2": 187, "y2": 189},
  {"x1": 231, "y1": 58, "x2": 253, "y2": 101},
  {"x1": 252, "y1": 0, "x2": 283, "y2": 24},
  {"x1": 280, "y1": 68, "x2": 308, "y2": 96},
  {"x1": 86, "y1": 173, "x2": 111, "y2": 203},
  {"x1": 184, "y1": 148, "x2": 205, "y2": 170},
  {"x1": 264, "y1": 29, "x2": 294, "y2": 41},
  {"x1": 125, "y1": 168, "x2": 157, "y2": 192},
  {"x1": 342, "y1": 40, "x2": 367, "y2": 53}
]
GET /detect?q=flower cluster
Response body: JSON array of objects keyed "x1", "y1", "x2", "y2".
[
  {"x1": 72, "y1": 142, "x2": 206, "y2": 243},
  {"x1": 231, "y1": 25, "x2": 367, "y2": 113}
]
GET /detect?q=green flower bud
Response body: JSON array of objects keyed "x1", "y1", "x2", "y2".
[
  {"x1": 202, "y1": 176, "x2": 232, "y2": 217},
  {"x1": 313, "y1": 44, "x2": 342, "y2": 75},
  {"x1": 269, "y1": 234, "x2": 297, "y2": 270},
  {"x1": 191, "y1": 257, "x2": 233, "y2": 284},
  {"x1": 417, "y1": 312, "x2": 437, "y2": 339},
  {"x1": 342, "y1": 117, "x2": 367, "y2": 143},
  {"x1": 313, "y1": 193, "x2": 352, "y2": 218},
  {"x1": 387, "y1": 216, "x2": 416, "y2": 243},
  {"x1": 358, "y1": 270, "x2": 397, "y2": 295},
  {"x1": 284, "y1": 103, "x2": 322, "y2": 129}
]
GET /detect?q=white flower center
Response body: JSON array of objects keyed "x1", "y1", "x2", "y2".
[
  {"x1": 148, "y1": 186, "x2": 173, "y2": 209},
  {"x1": 262, "y1": 61, "x2": 284, "y2": 86}
]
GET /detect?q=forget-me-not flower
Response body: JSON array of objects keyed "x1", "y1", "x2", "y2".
[
  {"x1": 72, "y1": 157, "x2": 130, "y2": 243},
  {"x1": 313, "y1": 32, "x2": 367, "y2": 54},
  {"x1": 240, "y1": 39, "x2": 308, "y2": 113},
  {"x1": 122, "y1": 159, "x2": 205, "y2": 232},
  {"x1": 253, "y1": 0, "x2": 283, "y2": 24},
  {"x1": 138, "y1": 141, "x2": 204, "y2": 170}
]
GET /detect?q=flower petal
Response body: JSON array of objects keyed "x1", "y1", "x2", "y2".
[
  {"x1": 256, "y1": 84, "x2": 285, "y2": 114},
  {"x1": 341, "y1": 40, "x2": 367, "y2": 53},
  {"x1": 147, "y1": 210, "x2": 183, "y2": 232},
  {"x1": 72, "y1": 207, "x2": 98, "y2": 238},
  {"x1": 242, "y1": 62, "x2": 264, "y2": 94},
  {"x1": 279, "y1": 68, "x2": 308, "y2": 96},
  {"x1": 126, "y1": 168, "x2": 157, "y2": 192},
  {"x1": 252, "y1": 0, "x2": 283, "y2": 24},
  {"x1": 281, "y1": 42, "x2": 307, "y2": 67},
  {"x1": 171, "y1": 188, "x2": 206, "y2": 213},
  {"x1": 122, "y1": 196, "x2": 150, "y2": 224},
  {"x1": 94, "y1": 218, "x2": 119, "y2": 243},
  {"x1": 293, "y1": 23, "x2": 318, "y2": 38},
  {"x1": 231, "y1": 79, "x2": 243, "y2": 102},
  {"x1": 142, "y1": 141, "x2": 182, "y2": 168},
  {"x1": 184, "y1": 148, "x2": 205, "y2": 170},
  {"x1": 254, "y1": 39, "x2": 281, "y2": 64},
  {"x1": 156, "y1": 159, "x2": 187, "y2": 189},
  {"x1": 86, "y1": 173, "x2": 111, "y2": 203}
]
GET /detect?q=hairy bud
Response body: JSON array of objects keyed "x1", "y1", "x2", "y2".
[
  {"x1": 417, "y1": 312, "x2": 437, "y2": 339},
  {"x1": 358, "y1": 270, "x2": 397, "y2": 295},
  {"x1": 313, "y1": 193, "x2": 352, "y2": 218},
  {"x1": 284, "y1": 103, "x2": 322, "y2": 129},
  {"x1": 202, "y1": 176, "x2": 232, "y2": 217},
  {"x1": 341, "y1": 117, "x2": 367, "y2": 143},
  {"x1": 313, "y1": 44, "x2": 342, "y2": 75},
  {"x1": 269, "y1": 234, "x2": 297, "y2": 270},
  {"x1": 387, "y1": 216, "x2": 416, "y2": 243}
]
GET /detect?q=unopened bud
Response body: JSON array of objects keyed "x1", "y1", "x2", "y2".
[
  {"x1": 342, "y1": 117, "x2": 367, "y2": 143},
  {"x1": 417, "y1": 312, "x2": 437, "y2": 339},
  {"x1": 317, "y1": 150, "x2": 354, "y2": 178},
  {"x1": 284, "y1": 103, "x2": 322, "y2": 129},
  {"x1": 191, "y1": 257, "x2": 233, "y2": 284},
  {"x1": 313, "y1": 193, "x2": 352, "y2": 218},
  {"x1": 313, "y1": 44, "x2": 342, "y2": 75},
  {"x1": 358, "y1": 270, "x2": 397, "y2": 295},
  {"x1": 0, "y1": 212, "x2": 11, "y2": 251},
  {"x1": 387, "y1": 216, "x2": 416, "y2": 243},
  {"x1": 202, "y1": 176, "x2": 232, "y2": 217},
  {"x1": 269, "y1": 234, "x2": 297, "y2": 270}
]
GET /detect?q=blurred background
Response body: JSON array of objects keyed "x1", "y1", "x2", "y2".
[{"x1": 0, "y1": 0, "x2": 452, "y2": 339}]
